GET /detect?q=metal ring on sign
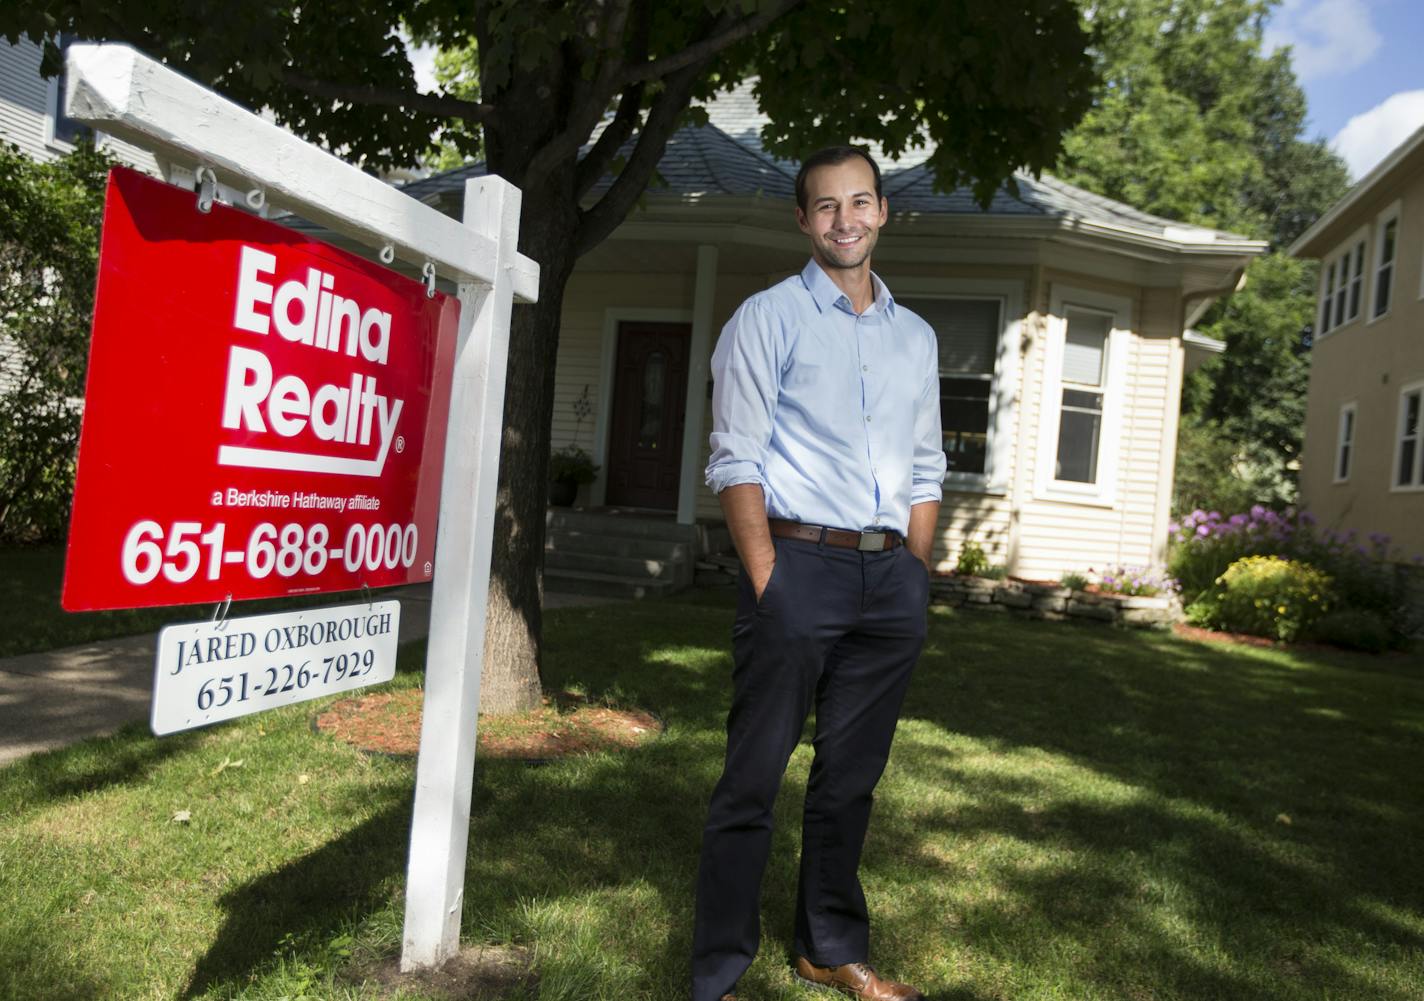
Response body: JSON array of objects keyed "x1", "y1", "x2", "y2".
[
  {"x1": 195, "y1": 166, "x2": 218, "y2": 214},
  {"x1": 422, "y1": 262, "x2": 437, "y2": 299},
  {"x1": 379, "y1": 243, "x2": 395, "y2": 265},
  {"x1": 245, "y1": 187, "x2": 266, "y2": 211},
  {"x1": 212, "y1": 594, "x2": 232, "y2": 631}
]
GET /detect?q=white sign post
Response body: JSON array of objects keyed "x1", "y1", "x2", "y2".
[{"x1": 64, "y1": 43, "x2": 538, "y2": 972}]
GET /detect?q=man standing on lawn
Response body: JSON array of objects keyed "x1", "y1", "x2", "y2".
[{"x1": 692, "y1": 145, "x2": 945, "y2": 1001}]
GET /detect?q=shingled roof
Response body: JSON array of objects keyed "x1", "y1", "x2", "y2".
[{"x1": 399, "y1": 83, "x2": 1258, "y2": 250}]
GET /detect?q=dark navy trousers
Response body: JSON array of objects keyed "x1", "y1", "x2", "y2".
[{"x1": 691, "y1": 534, "x2": 929, "y2": 1001}]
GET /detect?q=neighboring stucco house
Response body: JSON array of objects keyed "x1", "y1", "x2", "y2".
[
  {"x1": 1290, "y1": 123, "x2": 1424, "y2": 561},
  {"x1": 404, "y1": 102, "x2": 1265, "y2": 580}
]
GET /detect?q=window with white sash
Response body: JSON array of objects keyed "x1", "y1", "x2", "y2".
[
  {"x1": 1335, "y1": 402, "x2": 1356, "y2": 483},
  {"x1": 1318, "y1": 234, "x2": 1365, "y2": 336},
  {"x1": 1372, "y1": 203, "x2": 1401, "y2": 321},
  {"x1": 897, "y1": 280, "x2": 1022, "y2": 493},
  {"x1": 1396, "y1": 383, "x2": 1424, "y2": 490},
  {"x1": 1037, "y1": 287, "x2": 1131, "y2": 505}
]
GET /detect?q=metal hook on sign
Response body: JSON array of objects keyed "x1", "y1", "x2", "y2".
[
  {"x1": 211, "y1": 594, "x2": 232, "y2": 631},
  {"x1": 422, "y1": 262, "x2": 437, "y2": 299},
  {"x1": 379, "y1": 243, "x2": 396, "y2": 265},
  {"x1": 360, "y1": 582, "x2": 375, "y2": 610},
  {"x1": 245, "y1": 186, "x2": 266, "y2": 211},
  {"x1": 195, "y1": 166, "x2": 218, "y2": 214}
]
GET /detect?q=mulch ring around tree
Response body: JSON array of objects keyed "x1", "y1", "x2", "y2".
[{"x1": 315, "y1": 688, "x2": 663, "y2": 760}]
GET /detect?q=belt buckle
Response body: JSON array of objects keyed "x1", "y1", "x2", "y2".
[{"x1": 857, "y1": 531, "x2": 888, "y2": 552}]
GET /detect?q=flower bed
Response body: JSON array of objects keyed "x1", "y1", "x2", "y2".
[{"x1": 929, "y1": 574, "x2": 1180, "y2": 629}]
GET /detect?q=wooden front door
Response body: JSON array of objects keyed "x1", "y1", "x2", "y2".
[{"x1": 605, "y1": 322, "x2": 690, "y2": 509}]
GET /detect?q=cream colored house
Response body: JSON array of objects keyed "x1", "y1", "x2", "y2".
[
  {"x1": 406, "y1": 112, "x2": 1266, "y2": 581},
  {"x1": 1290, "y1": 123, "x2": 1424, "y2": 561}
]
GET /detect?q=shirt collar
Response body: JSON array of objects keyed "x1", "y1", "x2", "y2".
[{"x1": 800, "y1": 258, "x2": 896, "y2": 318}]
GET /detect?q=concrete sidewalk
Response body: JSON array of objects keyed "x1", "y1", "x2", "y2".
[{"x1": 0, "y1": 586, "x2": 609, "y2": 767}]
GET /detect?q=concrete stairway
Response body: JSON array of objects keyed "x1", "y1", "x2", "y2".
[{"x1": 543, "y1": 509, "x2": 701, "y2": 599}]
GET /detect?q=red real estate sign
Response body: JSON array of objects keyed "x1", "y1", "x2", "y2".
[{"x1": 62, "y1": 167, "x2": 460, "y2": 611}]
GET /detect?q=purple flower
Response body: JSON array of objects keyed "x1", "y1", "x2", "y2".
[
  {"x1": 1197, "y1": 525, "x2": 1210, "y2": 537},
  {"x1": 1250, "y1": 504, "x2": 1266, "y2": 519},
  {"x1": 1300, "y1": 511, "x2": 1317, "y2": 526}
]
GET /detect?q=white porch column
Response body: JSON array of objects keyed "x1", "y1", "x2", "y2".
[{"x1": 677, "y1": 244, "x2": 719, "y2": 525}]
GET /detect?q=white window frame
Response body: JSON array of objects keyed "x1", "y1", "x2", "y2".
[
  {"x1": 1035, "y1": 285, "x2": 1132, "y2": 507},
  {"x1": 1316, "y1": 227, "x2": 1368, "y2": 340},
  {"x1": 1370, "y1": 200, "x2": 1402, "y2": 324},
  {"x1": 1334, "y1": 401, "x2": 1357, "y2": 484},
  {"x1": 1392, "y1": 380, "x2": 1424, "y2": 492},
  {"x1": 890, "y1": 277, "x2": 1024, "y2": 495}
]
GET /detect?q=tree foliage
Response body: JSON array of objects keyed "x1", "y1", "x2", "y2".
[
  {"x1": 0, "y1": 140, "x2": 111, "y2": 543},
  {"x1": 1055, "y1": 0, "x2": 1350, "y2": 514},
  {"x1": 3, "y1": 1, "x2": 1098, "y2": 710}
]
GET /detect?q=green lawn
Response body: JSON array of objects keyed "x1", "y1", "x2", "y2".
[
  {"x1": 0, "y1": 546, "x2": 367, "y2": 658},
  {"x1": 1, "y1": 595, "x2": 1421, "y2": 1000}
]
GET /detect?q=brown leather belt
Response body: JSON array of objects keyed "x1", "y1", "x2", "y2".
[{"x1": 769, "y1": 518, "x2": 902, "y2": 551}]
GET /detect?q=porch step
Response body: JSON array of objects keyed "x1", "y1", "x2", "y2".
[
  {"x1": 541, "y1": 567, "x2": 681, "y2": 600},
  {"x1": 546, "y1": 508, "x2": 701, "y2": 544},
  {"x1": 547, "y1": 531, "x2": 692, "y2": 562},
  {"x1": 543, "y1": 508, "x2": 698, "y2": 599},
  {"x1": 544, "y1": 549, "x2": 679, "y2": 581}
]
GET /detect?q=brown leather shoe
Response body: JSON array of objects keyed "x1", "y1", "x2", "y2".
[
  {"x1": 720, "y1": 995, "x2": 738, "y2": 1001},
  {"x1": 793, "y1": 957, "x2": 925, "y2": 1000}
]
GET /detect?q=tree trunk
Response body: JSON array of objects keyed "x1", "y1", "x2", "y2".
[{"x1": 475, "y1": 179, "x2": 580, "y2": 714}]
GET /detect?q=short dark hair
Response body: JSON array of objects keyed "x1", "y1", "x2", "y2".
[{"x1": 795, "y1": 146, "x2": 883, "y2": 213}]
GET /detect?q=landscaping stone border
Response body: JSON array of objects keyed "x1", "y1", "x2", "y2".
[{"x1": 930, "y1": 575, "x2": 1181, "y2": 628}]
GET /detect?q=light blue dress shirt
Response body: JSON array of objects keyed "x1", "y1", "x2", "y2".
[{"x1": 706, "y1": 259, "x2": 947, "y2": 536}]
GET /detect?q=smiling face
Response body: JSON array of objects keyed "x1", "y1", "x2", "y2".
[{"x1": 795, "y1": 157, "x2": 888, "y2": 273}]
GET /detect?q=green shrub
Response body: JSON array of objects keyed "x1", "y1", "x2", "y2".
[
  {"x1": 1307, "y1": 609, "x2": 1394, "y2": 654},
  {"x1": 1060, "y1": 572, "x2": 1090, "y2": 591},
  {"x1": 0, "y1": 140, "x2": 112, "y2": 543},
  {"x1": 1191, "y1": 555, "x2": 1331, "y2": 642},
  {"x1": 956, "y1": 541, "x2": 990, "y2": 577},
  {"x1": 1170, "y1": 507, "x2": 1414, "y2": 643}
]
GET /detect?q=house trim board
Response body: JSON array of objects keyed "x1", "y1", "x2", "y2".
[{"x1": 677, "y1": 245, "x2": 720, "y2": 525}]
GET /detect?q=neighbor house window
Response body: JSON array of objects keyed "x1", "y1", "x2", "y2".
[
  {"x1": 1373, "y1": 208, "x2": 1400, "y2": 319},
  {"x1": 905, "y1": 297, "x2": 1003, "y2": 477},
  {"x1": 44, "y1": 34, "x2": 92, "y2": 148},
  {"x1": 1055, "y1": 309, "x2": 1111, "y2": 483},
  {"x1": 1397, "y1": 385, "x2": 1423, "y2": 489},
  {"x1": 1319, "y1": 233, "x2": 1366, "y2": 335},
  {"x1": 1335, "y1": 402, "x2": 1356, "y2": 483}
]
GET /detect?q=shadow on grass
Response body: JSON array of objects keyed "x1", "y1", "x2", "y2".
[
  {"x1": 169, "y1": 597, "x2": 1424, "y2": 999},
  {"x1": 0, "y1": 721, "x2": 200, "y2": 811}
]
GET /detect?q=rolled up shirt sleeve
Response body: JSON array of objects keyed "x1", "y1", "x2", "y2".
[
  {"x1": 911, "y1": 328, "x2": 947, "y2": 505},
  {"x1": 706, "y1": 298, "x2": 783, "y2": 494}
]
